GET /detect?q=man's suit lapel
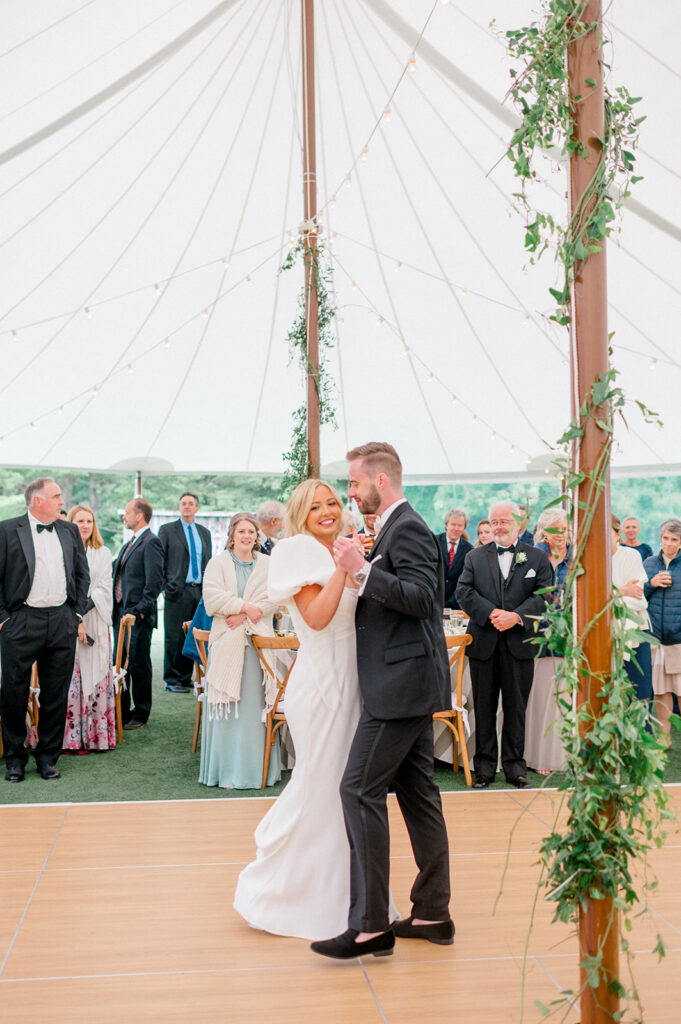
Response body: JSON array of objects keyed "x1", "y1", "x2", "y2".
[
  {"x1": 17, "y1": 515, "x2": 36, "y2": 583},
  {"x1": 485, "y1": 542, "x2": 503, "y2": 604},
  {"x1": 54, "y1": 521, "x2": 74, "y2": 581},
  {"x1": 369, "y1": 502, "x2": 410, "y2": 561}
]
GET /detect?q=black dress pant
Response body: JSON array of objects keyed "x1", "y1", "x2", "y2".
[
  {"x1": 469, "y1": 635, "x2": 535, "y2": 780},
  {"x1": 340, "y1": 710, "x2": 451, "y2": 933},
  {"x1": 0, "y1": 604, "x2": 78, "y2": 767},
  {"x1": 163, "y1": 584, "x2": 201, "y2": 686},
  {"x1": 115, "y1": 618, "x2": 153, "y2": 724}
]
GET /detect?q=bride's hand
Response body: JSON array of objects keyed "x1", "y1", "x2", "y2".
[{"x1": 333, "y1": 535, "x2": 365, "y2": 574}]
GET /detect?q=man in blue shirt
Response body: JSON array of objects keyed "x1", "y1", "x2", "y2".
[{"x1": 158, "y1": 493, "x2": 212, "y2": 693}]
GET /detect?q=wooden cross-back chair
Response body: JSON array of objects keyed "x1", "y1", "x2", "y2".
[
  {"x1": 251, "y1": 635, "x2": 299, "y2": 789},
  {"x1": 191, "y1": 628, "x2": 210, "y2": 754},
  {"x1": 113, "y1": 614, "x2": 135, "y2": 745},
  {"x1": 433, "y1": 633, "x2": 473, "y2": 787}
]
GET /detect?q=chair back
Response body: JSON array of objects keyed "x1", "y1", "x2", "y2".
[
  {"x1": 193, "y1": 628, "x2": 211, "y2": 674},
  {"x1": 114, "y1": 616, "x2": 134, "y2": 675},
  {"x1": 251, "y1": 635, "x2": 299, "y2": 715},
  {"x1": 445, "y1": 634, "x2": 472, "y2": 708}
]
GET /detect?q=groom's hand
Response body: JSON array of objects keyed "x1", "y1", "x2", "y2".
[{"x1": 333, "y1": 535, "x2": 366, "y2": 574}]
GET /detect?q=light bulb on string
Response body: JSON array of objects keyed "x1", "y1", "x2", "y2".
[
  {"x1": 351, "y1": 281, "x2": 357, "y2": 291},
  {"x1": 222, "y1": 258, "x2": 229, "y2": 268},
  {"x1": 57, "y1": 406, "x2": 64, "y2": 414},
  {"x1": 427, "y1": 372, "x2": 434, "y2": 383},
  {"x1": 361, "y1": 148, "x2": 368, "y2": 162},
  {"x1": 203, "y1": 309, "x2": 209, "y2": 318},
  {"x1": 344, "y1": 176, "x2": 352, "y2": 189},
  {"x1": 92, "y1": 386, "x2": 99, "y2": 396},
  {"x1": 247, "y1": 276, "x2": 253, "y2": 287},
  {"x1": 384, "y1": 109, "x2": 392, "y2": 123},
  {"x1": 85, "y1": 307, "x2": 92, "y2": 319},
  {"x1": 12, "y1": 330, "x2": 18, "y2": 342},
  {"x1": 523, "y1": 315, "x2": 530, "y2": 326},
  {"x1": 30, "y1": 422, "x2": 37, "y2": 430},
  {"x1": 330, "y1": 196, "x2": 336, "y2": 209},
  {"x1": 460, "y1": 288, "x2": 467, "y2": 298},
  {"x1": 650, "y1": 359, "x2": 657, "y2": 370},
  {"x1": 471, "y1": 414, "x2": 477, "y2": 424},
  {"x1": 491, "y1": 431, "x2": 496, "y2": 441},
  {"x1": 154, "y1": 284, "x2": 161, "y2": 296},
  {"x1": 510, "y1": 444, "x2": 515, "y2": 454},
  {"x1": 451, "y1": 394, "x2": 457, "y2": 404},
  {"x1": 164, "y1": 337, "x2": 170, "y2": 348},
  {"x1": 402, "y1": 347, "x2": 409, "y2": 357},
  {"x1": 127, "y1": 364, "x2": 133, "y2": 374},
  {"x1": 376, "y1": 316, "x2": 383, "y2": 326},
  {"x1": 407, "y1": 55, "x2": 416, "y2": 74},
  {"x1": 394, "y1": 262, "x2": 401, "y2": 273}
]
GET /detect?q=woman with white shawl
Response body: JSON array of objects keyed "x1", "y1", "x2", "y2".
[
  {"x1": 63, "y1": 505, "x2": 116, "y2": 752},
  {"x1": 199, "y1": 512, "x2": 280, "y2": 789}
]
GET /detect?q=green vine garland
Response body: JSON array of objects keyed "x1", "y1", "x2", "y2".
[
  {"x1": 279, "y1": 236, "x2": 338, "y2": 499},
  {"x1": 503, "y1": 3, "x2": 673, "y2": 1019},
  {"x1": 505, "y1": 0, "x2": 644, "y2": 325}
]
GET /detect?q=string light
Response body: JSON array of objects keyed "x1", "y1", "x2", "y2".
[
  {"x1": 523, "y1": 315, "x2": 530, "y2": 325},
  {"x1": 330, "y1": 196, "x2": 337, "y2": 209},
  {"x1": 154, "y1": 284, "x2": 161, "y2": 295},
  {"x1": 510, "y1": 444, "x2": 515, "y2": 454},
  {"x1": 460, "y1": 288, "x2": 468, "y2": 297},
  {"x1": 451, "y1": 394, "x2": 457, "y2": 404},
  {"x1": 288, "y1": 232, "x2": 295, "y2": 247},
  {"x1": 407, "y1": 55, "x2": 416, "y2": 74},
  {"x1": 85, "y1": 307, "x2": 92, "y2": 319},
  {"x1": 650, "y1": 359, "x2": 657, "y2": 370},
  {"x1": 471, "y1": 414, "x2": 477, "y2": 424},
  {"x1": 344, "y1": 176, "x2": 352, "y2": 189},
  {"x1": 247, "y1": 276, "x2": 253, "y2": 286},
  {"x1": 92, "y1": 386, "x2": 98, "y2": 396},
  {"x1": 427, "y1": 372, "x2": 434, "y2": 382},
  {"x1": 491, "y1": 430, "x2": 496, "y2": 441},
  {"x1": 403, "y1": 347, "x2": 410, "y2": 356},
  {"x1": 30, "y1": 422, "x2": 37, "y2": 430},
  {"x1": 12, "y1": 330, "x2": 18, "y2": 342},
  {"x1": 164, "y1": 337, "x2": 170, "y2": 347},
  {"x1": 57, "y1": 406, "x2": 64, "y2": 414},
  {"x1": 394, "y1": 262, "x2": 401, "y2": 273},
  {"x1": 351, "y1": 281, "x2": 357, "y2": 291},
  {"x1": 376, "y1": 316, "x2": 383, "y2": 326},
  {"x1": 384, "y1": 109, "x2": 392, "y2": 123},
  {"x1": 203, "y1": 309, "x2": 209, "y2": 317},
  {"x1": 221, "y1": 258, "x2": 229, "y2": 268},
  {"x1": 361, "y1": 148, "x2": 368, "y2": 162},
  {"x1": 127, "y1": 364, "x2": 133, "y2": 374}
]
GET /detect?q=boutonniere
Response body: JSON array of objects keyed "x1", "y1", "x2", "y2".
[{"x1": 514, "y1": 551, "x2": 528, "y2": 565}]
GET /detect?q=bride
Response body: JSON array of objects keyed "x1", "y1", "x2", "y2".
[{"x1": 233, "y1": 479, "x2": 367, "y2": 940}]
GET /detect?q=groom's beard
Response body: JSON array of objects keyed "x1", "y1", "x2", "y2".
[{"x1": 355, "y1": 484, "x2": 381, "y2": 515}]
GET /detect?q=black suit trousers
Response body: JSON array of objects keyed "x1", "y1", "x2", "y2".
[
  {"x1": 115, "y1": 618, "x2": 154, "y2": 723},
  {"x1": 340, "y1": 710, "x2": 451, "y2": 932},
  {"x1": 0, "y1": 604, "x2": 78, "y2": 766},
  {"x1": 163, "y1": 585, "x2": 201, "y2": 685},
  {"x1": 469, "y1": 634, "x2": 535, "y2": 779}
]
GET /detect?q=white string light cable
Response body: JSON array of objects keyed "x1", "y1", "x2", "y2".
[
  {"x1": 329, "y1": 250, "x2": 530, "y2": 460},
  {"x1": 0, "y1": 0, "x2": 247, "y2": 168},
  {"x1": 316, "y1": 36, "x2": 350, "y2": 454},
  {"x1": 0, "y1": 0, "x2": 264, "y2": 399},
  {"x1": 322, "y1": 0, "x2": 454, "y2": 473},
  {"x1": 39, "y1": 0, "x2": 280, "y2": 461},
  {"x1": 247, "y1": 10, "x2": 301, "y2": 470},
  {"x1": 283, "y1": 0, "x2": 303, "y2": 150},
  {"x1": 144, "y1": 8, "x2": 290, "y2": 461},
  {"x1": 0, "y1": 3, "x2": 246, "y2": 253},
  {"x1": 338, "y1": 0, "x2": 548, "y2": 451},
  {"x1": 348, "y1": 0, "x2": 569, "y2": 367},
  {"x1": 1, "y1": 235, "x2": 279, "y2": 342},
  {"x1": 0, "y1": 242, "x2": 283, "y2": 450},
  {"x1": 0, "y1": 0, "x2": 194, "y2": 130},
  {"x1": 0, "y1": 0, "x2": 100, "y2": 61}
]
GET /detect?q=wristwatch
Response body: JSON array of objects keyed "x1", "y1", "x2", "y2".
[{"x1": 353, "y1": 563, "x2": 371, "y2": 586}]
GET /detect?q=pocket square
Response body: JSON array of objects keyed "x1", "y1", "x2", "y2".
[{"x1": 524, "y1": 568, "x2": 536, "y2": 578}]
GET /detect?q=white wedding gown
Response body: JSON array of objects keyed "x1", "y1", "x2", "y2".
[{"x1": 233, "y1": 534, "x2": 363, "y2": 941}]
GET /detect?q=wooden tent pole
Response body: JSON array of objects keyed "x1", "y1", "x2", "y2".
[
  {"x1": 301, "y1": 0, "x2": 320, "y2": 476},
  {"x1": 568, "y1": 3, "x2": 618, "y2": 1020}
]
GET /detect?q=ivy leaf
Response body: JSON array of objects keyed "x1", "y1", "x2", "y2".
[{"x1": 534, "y1": 1001, "x2": 550, "y2": 1017}]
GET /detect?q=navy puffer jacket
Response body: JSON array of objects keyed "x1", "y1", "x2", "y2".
[{"x1": 643, "y1": 552, "x2": 681, "y2": 644}]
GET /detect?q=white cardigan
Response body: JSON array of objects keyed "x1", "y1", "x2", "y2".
[
  {"x1": 78, "y1": 545, "x2": 113, "y2": 699},
  {"x1": 612, "y1": 544, "x2": 650, "y2": 653},
  {"x1": 202, "y1": 551, "x2": 278, "y2": 716}
]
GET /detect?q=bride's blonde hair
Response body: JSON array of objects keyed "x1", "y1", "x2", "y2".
[{"x1": 283, "y1": 479, "x2": 344, "y2": 540}]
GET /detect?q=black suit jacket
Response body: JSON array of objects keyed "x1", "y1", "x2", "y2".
[
  {"x1": 455, "y1": 542, "x2": 552, "y2": 661},
  {"x1": 0, "y1": 513, "x2": 90, "y2": 623},
  {"x1": 435, "y1": 533, "x2": 473, "y2": 610},
  {"x1": 158, "y1": 519, "x2": 212, "y2": 600},
  {"x1": 112, "y1": 528, "x2": 164, "y2": 628},
  {"x1": 355, "y1": 502, "x2": 450, "y2": 719}
]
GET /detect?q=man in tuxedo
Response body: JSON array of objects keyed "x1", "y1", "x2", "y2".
[
  {"x1": 0, "y1": 478, "x2": 89, "y2": 782},
  {"x1": 435, "y1": 507, "x2": 473, "y2": 610},
  {"x1": 255, "y1": 501, "x2": 283, "y2": 555},
  {"x1": 112, "y1": 499, "x2": 163, "y2": 729},
  {"x1": 158, "y1": 493, "x2": 212, "y2": 693},
  {"x1": 517, "y1": 504, "x2": 535, "y2": 546},
  {"x1": 312, "y1": 442, "x2": 452, "y2": 960},
  {"x1": 455, "y1": 501, "x2": 552, "y2": 789}
]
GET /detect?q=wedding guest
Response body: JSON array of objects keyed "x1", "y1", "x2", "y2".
[
  {"x1": 621, "y1": 516, "x2": 653, "y2": 562},
  {"x1": 63, "y1": 505, "x2": 116, "y2": 753},
  {"x1": 199, "y1": 513, "x2": 280, "y2": 789},
  {"x1": 524, "y1": 509, "x2": 570, "y2": 776},
  {"x1": 456, "y1": 501, "x2": 552, "y2": 788},
  {"x1": 360, "y1": 512, "x2": 379, "y2": 554},
  {"x1": 181, "y1": 597, "x2": 213, "y2": 667},
  {"x1": 112, "y1": 499, "x2": 163, "y2": 730},
  {"x1": 611, "y1": 515, "x2": 652, "y2": 716},
  {"x1": 436, "y1": 508, "x2": 473, "y2": 610},
  {"x1": 256, "y1": 501, "x2": 284, "y2": 555},
  {"x1": 517, "y1": 505, "x2": 535, "y2": 546},
  {"x1": 340, "y1": 509, "x2": 363, "y2": 537},
  {"x1": 475, "y1": 519, "x2": 494, "y2": 547},
  {"x1": 158, "y1": 493, "x2": 212, "y2": 694},
  {"x1": 644, "y1": 519, "x2": 681, "y2": 745},
  {"x1": 1, "y1": 478, "x2": 89, "y2": 782}
]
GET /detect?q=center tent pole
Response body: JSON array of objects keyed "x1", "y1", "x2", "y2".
[{"x1": 301, "y1": 0, "x2": 320, "y2": 477}]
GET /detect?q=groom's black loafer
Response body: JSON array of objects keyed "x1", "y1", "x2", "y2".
[
  {"x1": 310, "y1": 928, "x2": 394, "y2": 960},
  {"x1": 507, "y1": 775, "x2": 531, "y2": 789},
  {"x1": 474, "y1": 775, "x2": 493, "y2": 789},
  {"x1": 5, "y1": 763, "x2": 24, "y2": 783},
  {"x1": 392, "y1": 915, "x2": 454, "y2": 945}
]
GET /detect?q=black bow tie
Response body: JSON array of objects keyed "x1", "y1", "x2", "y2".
[
  {"x1": 37, "y1": 523, "x2": 55, "y2": 533},
  {"x1": 496, "y1": 544, "x2": 515, "y2": 555}
]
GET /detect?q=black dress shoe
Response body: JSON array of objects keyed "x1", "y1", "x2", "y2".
[
  {"x1": 310, "y1": 928, "x2": 394, "y2": 960},
  {"x1": 474, "y1": 775, "x2": 493, "y2": 789},
  {"x1": 507, "y1": 775, "x2": 531, "y2": 789},
  {"x1": 165, "y1": 683, "x2": 192, "y2": 693},
  {"x1": 5, "y1": 763, "x2": 25, "y2": 783},
  {"x1": 123, "y1": 719, "x2": 146, "y2": 730},
  {"x1": 38, "y1": 763, "x2": 60, "y2": 780},
  {"x1": 392, "y1": 915, "x2": 454, "y2": 945}
]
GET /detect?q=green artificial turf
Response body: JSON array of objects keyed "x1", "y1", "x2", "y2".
[{"x1": 2, "y1": 619, "x2": 680, "y2": 805}]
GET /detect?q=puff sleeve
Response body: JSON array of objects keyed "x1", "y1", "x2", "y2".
[{"x1": 267, "y1": 535, "x2": 335, "y2": 604}]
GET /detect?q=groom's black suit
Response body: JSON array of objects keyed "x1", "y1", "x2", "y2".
[{"x1": 341, "y1": 501, "x2": 451, "y2": 933}]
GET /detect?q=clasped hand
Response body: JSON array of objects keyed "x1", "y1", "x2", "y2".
[
  {"x1": 489, "y1": 608, "x2": 521, "y2": 632},
  {"x1": 225, "y1": 602, "x2": 263, "y2": 630},
  {"x1": 333, "y1": 534, "x2": 365, "y2": 574}
]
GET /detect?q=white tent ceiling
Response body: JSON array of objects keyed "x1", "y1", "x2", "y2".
[{"x1": 0, "y1": 0, "x2": 679, "y2": 481}]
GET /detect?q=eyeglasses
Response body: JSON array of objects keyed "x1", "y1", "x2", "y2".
[{"x1": 489, "y1": 518, "x2": 513, "y2": 527}]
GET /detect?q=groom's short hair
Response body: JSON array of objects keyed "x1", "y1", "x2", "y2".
[{"x1": 346, "y1": 442, "x2": 402, "y2": 486}]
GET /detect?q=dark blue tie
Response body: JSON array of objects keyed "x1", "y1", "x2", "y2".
[{"x1": 187, "y1": 526, "x2": 199, "y2": 580}]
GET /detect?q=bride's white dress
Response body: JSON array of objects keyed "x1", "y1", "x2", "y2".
[{"x1": 233, "y1": 535, "x2": 362, "y2": 941}]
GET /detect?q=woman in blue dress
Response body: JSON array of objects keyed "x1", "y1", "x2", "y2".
[{"x1": 199, "y1": 513, "x2": 281, "y2": 789}]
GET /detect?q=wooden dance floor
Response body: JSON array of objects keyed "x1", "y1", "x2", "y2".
[{"x1": 1, "y1": 788, "x2": 680, "y2": 1023}]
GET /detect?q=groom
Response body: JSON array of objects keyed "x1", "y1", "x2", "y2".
[{"x1": 311, "y1": 442, "x2": 453, "y2": 960}]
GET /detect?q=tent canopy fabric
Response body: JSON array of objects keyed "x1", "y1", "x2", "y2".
[{"x1": 0, "y1": 0, "x2": 678, "y2": 481}]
